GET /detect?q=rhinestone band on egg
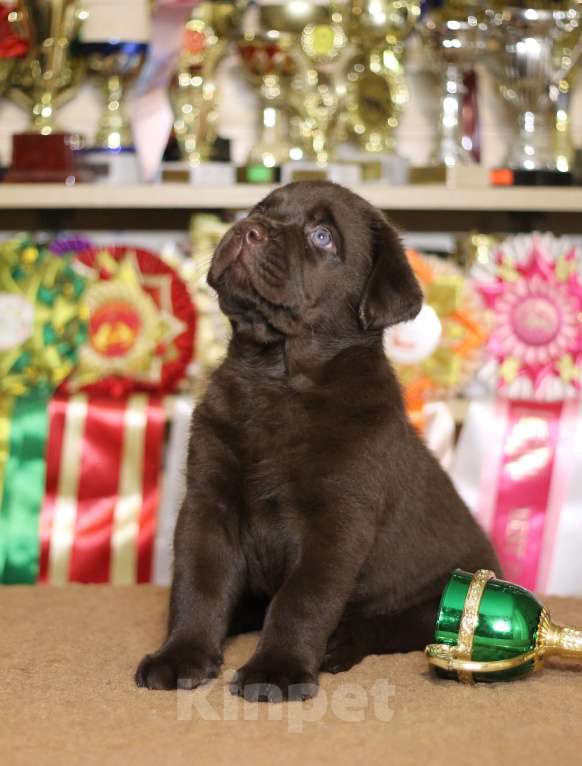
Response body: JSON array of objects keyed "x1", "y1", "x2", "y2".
[{"x1": 454, "y1": 569, "x2": 496, "y2": 683}]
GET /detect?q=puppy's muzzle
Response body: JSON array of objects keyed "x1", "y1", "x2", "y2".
[{"x1": 209, "y1": 219, "x2": 268, "y2": 286}]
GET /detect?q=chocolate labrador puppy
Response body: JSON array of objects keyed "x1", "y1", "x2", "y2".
[{"x1": 136, "y1": 181, "x2": 499, "y2": 701}]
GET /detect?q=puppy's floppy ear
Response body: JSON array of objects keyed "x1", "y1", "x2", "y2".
[{"x1": 359, "y1": 212, "x2": 423, "y2": 330}]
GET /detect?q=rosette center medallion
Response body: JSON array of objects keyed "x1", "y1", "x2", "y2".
[{"x1": 511, "y1": 294, "x2": 561, "y2": 347}]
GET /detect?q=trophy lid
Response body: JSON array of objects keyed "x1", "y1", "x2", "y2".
[
  {"x1": 428, "y1": 569, "x2": 582, "y2": 682},
  {"x1": 432, "y1": 569, "x2": 544, "y2": 681}
]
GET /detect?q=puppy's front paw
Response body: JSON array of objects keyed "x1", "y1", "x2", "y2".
[
  {"x1": 135, "y1": 643, "x2": 221, "y2": 691},
  {"x1": 230, "y1": 654, "x2": 318, "y2": 702}
]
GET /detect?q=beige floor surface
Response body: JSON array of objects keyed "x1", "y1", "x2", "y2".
[{"x1": 2, "y1": 585, "x2": 582, "y2": 766}]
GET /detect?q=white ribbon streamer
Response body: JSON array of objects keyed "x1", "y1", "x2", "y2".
[{"x1": 152, "y1": 395, "x2": 194, "y2": 585}]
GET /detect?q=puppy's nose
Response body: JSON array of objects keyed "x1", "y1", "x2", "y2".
[
  {"x1": 246, "y1": 225, "x2": 265, "y2": 245},
  {"x1": 239, "y1": 220, "x2": 267, "y2": 247}
]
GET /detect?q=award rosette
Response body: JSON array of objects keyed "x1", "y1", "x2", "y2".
[
  {"x1": 473, "y1": 233, "x2": 582, "y2": 400},
  {"x1": 426, "y1": 569, "x2": 582, "y2": 683},
  {"x1": 384, "y1": 250, "x2": 488, "y2": 465},
  {"x1": 65, "y1": 245, "x2": 196, "y2": 396},
  {"x1": 0, "y1": 238, "x2": 88, "y2": 583},
  {"x1": 35, "y1": 245, "x2": 198, "y2": 585},
  {"x1": 452, "y1": 233, "x2": 582, "y2": 594}
]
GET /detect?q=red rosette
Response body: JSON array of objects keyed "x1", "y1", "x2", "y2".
[
  {"x1": 62, "y1": 246, "x2": 196, "y2": 397},
  {"x1": 0, "y1": 6, "x2": 29, "y2": 59}
]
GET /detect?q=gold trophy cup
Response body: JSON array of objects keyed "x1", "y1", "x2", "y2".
[
  {"x1": 291, "y1": 2, "x2": 349, "y2": 170},
  {"x1": 1, "y1": 1, "x2": 29, "y2": 169},
  {"x1": 170, "y1": 1, "x2": 240, "y2": 167},
  {"x1": 6, "y1": 0, "x2": 87, "y2": 181},
  {"x1": 237, "y1": 1, "x2": 312, "y2": 182},
  {"x1": 77, "y1": 41, "x2": 148, "y2": 151},
  {"x1": 344, "y1": 0, "x2": 420, "y2": 157},
  {"x1": 1, "y1": 2, "x2": 28, "y2": 95}
]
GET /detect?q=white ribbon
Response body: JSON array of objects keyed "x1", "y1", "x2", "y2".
[
  {"x1": 423, "y1": 401, "x2": 455, "y2": 470},
  {"x1": 131, "y1": 1, "x2": 200, "y2": 182},
  {"x1": 152, "y1": 395, "x2": 194, "y2": 585}
]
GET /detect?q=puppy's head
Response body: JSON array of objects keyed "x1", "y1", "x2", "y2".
[{"x1": 208, "y1": 181, "x2": 422, "y2": 344}]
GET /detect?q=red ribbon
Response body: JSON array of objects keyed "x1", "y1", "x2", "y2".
[
  {"x1": 462, "y1": 70, "x2": 480, "y2": 164},
  {"x1": 69, "y1": 397, "x2": 126, "y2": 583},
  {"x1": 39, "y1": 394, "x2": 167, "y2": 583}
]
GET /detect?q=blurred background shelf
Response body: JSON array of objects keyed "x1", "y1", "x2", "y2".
[
  {"x1": 2, "y1": 184, "x2": 582, "y2": 232},
  {"x1": 2, "y1": 183, "x2": 582, "y2": 210}
]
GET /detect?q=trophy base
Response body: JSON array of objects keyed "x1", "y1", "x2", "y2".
[
  {"x1": 77, "y1": 148, "x2": 142, "y2": 185},
  {"x1": 5, "y1": 132, "x2": 86, "y2": 184},
  {"x1": 160, "y1": 161, "x2": 236, "y2": 185},
  {"x1": 236, "y1": 164, "x2": 281, "y2": 184},
  {"x1": 408, "y1": 164, "x2": 488, "y2": 187},
  {"x1": 490, "y1": 168, "x2": 574, "y2": 187},
  {"x1": 280, "y1": 162, "x2": 361, "y2": 185},
  {"x1": 335, "y1": 148, "x2": 408, "y2": 185}
]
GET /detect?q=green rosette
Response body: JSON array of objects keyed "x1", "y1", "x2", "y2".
[{"x1": 0, "y1": 239, "x2": 88, "y2": 583}]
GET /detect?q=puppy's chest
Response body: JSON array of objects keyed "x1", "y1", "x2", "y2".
[
  {"x1": 237, "y1": 383, "x2": 354, "y2": 508},
  {"x1": 236, "y1": 393, "x2": 311, "y2": 592},
  {"x1": 241, "y1": 391, "x2": 307, "y2": 505}
]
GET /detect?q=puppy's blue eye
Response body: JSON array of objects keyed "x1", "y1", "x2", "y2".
[{"x1": 311, "y1": 226, "x2": 333, "y2": 248}]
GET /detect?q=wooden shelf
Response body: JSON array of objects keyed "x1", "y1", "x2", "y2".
[{"x1": 1, "y1": 183, "x2": 582, "y2": 212}]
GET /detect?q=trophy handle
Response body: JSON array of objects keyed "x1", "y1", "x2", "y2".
[
  {"x1": 426, "y1": 643, "x2": 539, "y2": 675},
  {"x1": 5, "y1": 87, "x2": 30, "y2": 110},
  {"x1": 53, "y1": 59, "x2": 87, "y2": 111},
  {"x1": 559, "y1": 38, "x2": 582, "y2": 80},
  {"x1": 552, "y1": 7, "x2": 582, "y2": 81}
]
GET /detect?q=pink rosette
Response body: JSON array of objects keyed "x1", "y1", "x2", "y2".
[{"x1": 473, "y1": 232, "x2": 582, "y2": 401}]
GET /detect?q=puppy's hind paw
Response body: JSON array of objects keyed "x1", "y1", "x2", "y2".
[
  {"x1": 320, "y1": 646, "x2": 364, "y2": 674},
  {"x1": 321, "y1": 629, "x2": 365, "y2": 674}
]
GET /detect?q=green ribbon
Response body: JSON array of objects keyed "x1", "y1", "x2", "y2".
[
  {"x1": 0, "y1": 395, "x2": 49, "y2": 584},
  {"x1": 0, "y1": 240, "x2": 88, "y2": 583}
]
